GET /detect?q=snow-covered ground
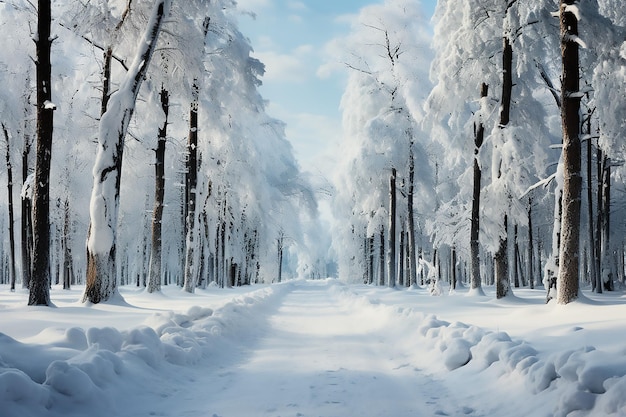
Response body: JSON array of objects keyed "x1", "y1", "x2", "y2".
[{"x1": 1, "y1": 279, "x2": 626, "y2": 417}]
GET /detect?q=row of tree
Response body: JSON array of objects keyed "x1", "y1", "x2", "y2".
[
  {"x1": 330, "y1": 0, "x2": 626, "y2": 304},
  {"x1": 0, "y1": 0, "x2": 327, "y2": 304}
]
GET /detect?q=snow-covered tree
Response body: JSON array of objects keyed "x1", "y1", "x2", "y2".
[
  {"x1": 84, "y1": 0, "x2": 171, "y2": 304},
  {"x1": 329, "y1": 0, "x2": 433, "y2": 284}
]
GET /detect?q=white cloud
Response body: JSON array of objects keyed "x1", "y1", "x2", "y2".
[
  {"x1": 267, "y1": 101, "x2": 342, "y2": 176},
  {"x1": 235, "y1": 0, "x2": 274, "y2": 13},
  {"x1": 255, "y1": 44, "x2": 315, "y2": 83},
  {"x1": 287, "y1": 0, "x2": 307, "y2": 11}
]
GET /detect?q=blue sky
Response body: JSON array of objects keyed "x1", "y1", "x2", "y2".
[{"x1": 237, "y1": 0, "x2": 438, "y2": 175}]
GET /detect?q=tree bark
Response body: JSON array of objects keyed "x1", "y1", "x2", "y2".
[
  {"x1": 277, "y1": 231, "x2": 284, "y2": 283},
  {"x1": 585, "y1": 111, "x2": 598, "y2": 293},
  {"x1": 528, "y1": 199, "x2": 535, "y2": 289},
  {"x1": 387, "y1": 167, "x2": 396, "y2": 288},
  {"x1": 494, "y1": 26, "x2": 514, "y2": 299},
  {"x1": 470, "y1": 83, "x2": 488, "y2": 292},
  {"x1": 556, "y1": 0, "x2": 582, "y2": 304},
  {"x1": 29, "y1": 0, "x2": 54, "y2": 306},
  {"x1": 407, "y1": 144, "x2": 418, "y2": 286},
  {"x1": 600, "y1": 155, "x2": 612, "y2": 290},
  {"x1": 183, "y1": 82, "x2": 199, "y2": 293},
  {"x1": 21, "y1": 144, "x2": 33, "y2": 290},
  {"x1": 379, "y1": 225, "x2": 385, "y2": 286},
  {"x1": 61, "y1": 198, "x2": 74, "y2": 290},
  {"x1": 495, "y1": 215, "x2": 509, "y2": 298},
  {"x1": 2, "y1": 124, "x2": 17, "y2": 291},
  {"x1": 147, "y1": 86, "x2": 168, "y2": 293}
]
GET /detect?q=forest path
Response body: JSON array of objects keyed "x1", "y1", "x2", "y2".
[{"x1": 190, "y1": 280, "x2": 473, "y2": 417}]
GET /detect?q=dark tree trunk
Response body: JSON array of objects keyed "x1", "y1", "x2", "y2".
[
  {"x1": 601, "y1": 155, "x2": 612, "y2": 291},
  {"x1": 183, "y1": 82, "x2": 199, "y2": 293},
  {"x1": 595, "y1": 146, "x2": 603, "y2": 293},
  {"x1": 148, "y1": 86, "x2": 168, "y2": 293},
  {"x1": 528, "y1": 199, "x2": 535, "y2": 289},
  {"x1": 387, "y1": 168, "x2": 396, "y2": 288},
  {"x1": 451, "y1": 246, "x2": 457, "y2": 291},
  {"x1": 407, "y1": 145, "x2": 418, "y2": 287},
  {"x1": 61, "y1": 198, "x2": 74, "y2": 290},
  {"x1": 585, "y1": 115, "x2": 598, "y2": 293},
  {"x1": 21, "y1": 78, "x2": 34, "y2": 290},
  {"x1": 3, "y1": 124, "x2": 17, "y2": 291},
  {"x1": 495, "y1": 215, "x2": 509, "y2": 299},
  {"x1": 379, "y1": 225, "x2": 385, "y2": 286},
  {"x1": 494, "y1": 27, "x2": 514, "y2": 299},
  {"x1": 277, "y1": 231, "x2": 284, "y2": 283},
  {"x1": 29, "y1": 0, "x2": 54, "y2": 306},
  {"x1": 398, "y1": 229, "x2": 405, "y2": 287},
  {"x1": 368, "y1": 236, "x2": 374, "y2": 285},
  {"x1": 556, "y1": 0, "x2": 582, "y2": 304},
  {"x1": 470, "y1": 83, "x2": 488, "y2": 292},
  {"x1": 21, "y1": 150, "x2": 33, "y2": 290}
]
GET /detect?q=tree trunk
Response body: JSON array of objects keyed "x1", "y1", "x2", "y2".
[
  {"x1": 451, "y1": 246, "x2": 457, "y2": 291},
  {"x1": 183, "y1": 82, "x2": 199, "y2": 293},
  {"x1": 379, "y1": 225, "x2": 385, "y2": 286},
  {"x1": 21, "y1": 77, "x2": 34, "y2": 290},
  {"x1": 387, "y1": 168, "x2": 396, "y2": 288},
  {"x1": 29, "y1": 0, "x2": 54, "y2": 306},
  {"x1": 147, "y1": 86, "x2": 168, "y2": 293},
  {"x1": 586, "y1": 113, "x2": 598, "y2": 293},
  {"x1": 398, "y1": 229, "x2": 405, "y2": 287},
  {"x1": 495, "y1": 215, "x2": 509, "y2": 299},
  {"x1": 470, "y1": 83, "x2": 488, "y2": 292},
  {"x1": 368, "y1": 236, "x2": 374, "y2": 285},
  {"x1": 61, "y1": 198, "x2": 74, "y2": 290},
  {"x1": 85, "y1": 0, "x2": 170, "y2": 304},
  {"x1": 601, "y1": 155, "x2": 612, "y2": 291},
  {"x1": 556, "y1": 0, "x2": 582, "y2": 304},
  {"x1": 528, "y1": 199, "x2": 535, "y2": 289},
  {"x1": 2, "y1": 124, "x2": 17, "y2": 292},
  {"x1": 407, "y1": 145, "x2": 418, "y2": 286},
  {"x1": 277, "y1": 231, "x2": 284, "y2": 283}
]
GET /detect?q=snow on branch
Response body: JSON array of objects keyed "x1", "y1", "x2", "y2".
[{"x1": 565, "y1": 33, "x2": 587, "y2": 49}]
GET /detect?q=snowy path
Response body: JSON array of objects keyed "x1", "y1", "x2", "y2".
[
  {"x1": 163, "y1": 281, "x2": 472, "y2": 417},
  {"x1": 4, "y1": 280, "x2": 626, "y2": 416}
]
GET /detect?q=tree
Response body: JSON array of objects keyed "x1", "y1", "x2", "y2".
[
  {"x1": 84, "y1": 0, "x2": 171, "y2": 304},
  {"x1": 147, "y1": 85, "x2": 169, "y2": 293},
  {"x1": 329, "y1": 0, "x2": 433, "y2": 283},
  {"x1": 29, "y1": 0, "x2": 54, "y2": 306},
  {"x1": 470, "y1": 83, "x2": 488, "y2": 294},
  {"x1": 2, "y1": 124, "x2": 17, "y2": 291},
  {"x1": 182, "y1": 82, "x2": 199, "y2": 293},
  {"x1": 387, "y1": 167, "x2": 397, "y2": 287},
  {"x1": 556, "y1": 0, "x2": 582, "y2": 304}
]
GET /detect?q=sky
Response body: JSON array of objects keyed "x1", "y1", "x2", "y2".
[{"x1": 236, "y1": 0, "x2": 438, "y2": 179}]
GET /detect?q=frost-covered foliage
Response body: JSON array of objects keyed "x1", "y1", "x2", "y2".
[
  {"x1": 426, "y1": 0, "x2": 560, "y2": 257},
  {"x1": 0, "y1": 0, "x2": 321, "y2": 296},
  {"x1": 328, "y1": 0, "x2": 434, "y2": 282}
]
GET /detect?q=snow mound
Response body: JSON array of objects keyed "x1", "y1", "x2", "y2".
[
  {"x1": 331, "y1": 283, "x2": 626, "y2": 417},
  {"x1": 0, "y1": 283, "x2": 290, "y2": 417}
]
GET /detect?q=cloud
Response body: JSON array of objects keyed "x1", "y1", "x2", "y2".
[
  {"x1": 287, "y1": 1, "x2": 307, "y2": 11},
  {"x1": 255, "y1": 44, "x2": 315, "y2": 83},
  {"x1": 235, "y1": 0, "x2": 274, "y2": 14},
  {"x1": 267, "y1": 102, "x2": 342, "y2": 176}
]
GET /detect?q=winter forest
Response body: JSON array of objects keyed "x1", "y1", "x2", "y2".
[
  {"x1": 0, "y1": 0, "x2": 625, "y2": 304},
  {"x1": 1, "y1": 0, "x2": 626, "y2": 415}
]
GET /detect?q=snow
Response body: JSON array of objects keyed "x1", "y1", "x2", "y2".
[{"x1": 2, "y1": 279, "x2": 626, "y2": 416}]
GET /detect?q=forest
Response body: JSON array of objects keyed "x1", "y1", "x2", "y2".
[{"x1": 0, "y1": 0, "x2": 625, "y2": 307}]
